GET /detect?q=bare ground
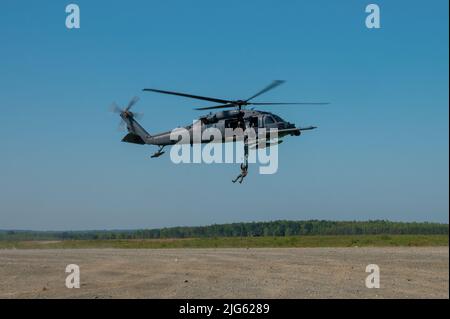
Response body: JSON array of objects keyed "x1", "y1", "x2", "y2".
[{"x1": 0, "y1": 247, "x2": 448, "y2": 299}]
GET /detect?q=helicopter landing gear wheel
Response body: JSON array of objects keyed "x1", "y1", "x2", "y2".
[{"x1": 151, "y1": 145, "x2": 166, "y2": 158}]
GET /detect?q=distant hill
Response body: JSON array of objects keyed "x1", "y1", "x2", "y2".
[{"x1": 0, "y1": 220, "x2": 448, "y2": 241}]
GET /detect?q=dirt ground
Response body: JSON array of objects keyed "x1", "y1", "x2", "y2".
[{"x1": 0, "y1": 247, "x2": 448, "y2": 299}]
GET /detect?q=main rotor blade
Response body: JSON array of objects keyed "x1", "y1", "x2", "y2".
[
  {"x1": 194, "y1": 103, "x2": 236, "y2": 110},
  {"x1": 125, "y1": 96, "x2": 140, "y2": 111},
  {"x1": 194, "y1": 101, "x2": 329, "y2": 110},
  {"x1": 143, "y1": 88, "x2": 231, "y2": 104},
  {"x1": 245, "y1": 80, "x2": 285, "y2": 102},
  {"x1": 250, "y1": 102, "x2": 330, "y2": 105}
]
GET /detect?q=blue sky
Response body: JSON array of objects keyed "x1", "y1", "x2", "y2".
[{"x1": 0, "y1": 0, "x2": 448, "y2": 230}]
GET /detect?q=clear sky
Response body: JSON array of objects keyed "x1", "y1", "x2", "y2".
[{"x1": 0, "y1": 0, "x2": 448, "y2": 230}]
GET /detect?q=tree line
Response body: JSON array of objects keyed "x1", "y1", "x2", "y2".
[{"x1": 0, "y1": 220, "x2": 448, "y2": 241}]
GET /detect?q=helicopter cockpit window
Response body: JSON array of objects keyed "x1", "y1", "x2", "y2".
[
  {"x1": 272, "y1": 115, "x2": 284, "y2": 122},
  {"x1": 264, "y1": 116, "x2": 275, "y2": 124}
]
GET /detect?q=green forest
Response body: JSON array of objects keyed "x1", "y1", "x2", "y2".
[{"x1": 0, "y1": 220, "x2": 448, "y2": 241}]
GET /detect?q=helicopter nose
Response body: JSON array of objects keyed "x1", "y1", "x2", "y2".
[{"x1": 288, "y1": 122, "x2": 301, "y2": 136}]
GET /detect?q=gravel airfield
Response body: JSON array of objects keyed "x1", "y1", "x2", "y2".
[{"x1": 0, "y1": 247, "x2": 448, "y2": 299}]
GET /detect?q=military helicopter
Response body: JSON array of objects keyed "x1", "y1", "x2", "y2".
[{"x1": 110, "y1": 80, "x2": 327, "y2": 183}]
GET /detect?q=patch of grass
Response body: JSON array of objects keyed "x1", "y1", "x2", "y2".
[{"x1": 0, "y1": 235, "x2": 447, "y2": 249}]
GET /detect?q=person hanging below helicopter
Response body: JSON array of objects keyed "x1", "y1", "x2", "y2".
[
  {"x1": 232, "y1": 162, "x2": 248, "y2": 184},
  {"x1": 232, "y1": 136, "x2": 249, "y2": 183}
]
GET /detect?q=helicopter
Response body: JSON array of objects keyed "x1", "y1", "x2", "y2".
[{"x1": 110, "y1": 80, "x2": 328, "y2": 183}]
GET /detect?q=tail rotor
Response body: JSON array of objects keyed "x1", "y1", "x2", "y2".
[{"x1": 109, "y1": 96, "x2": 143, "y2": 131}]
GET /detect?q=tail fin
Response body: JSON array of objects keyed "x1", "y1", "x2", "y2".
[{"x1": 121, "y1": 114, "x2": 151, "y2": 145}]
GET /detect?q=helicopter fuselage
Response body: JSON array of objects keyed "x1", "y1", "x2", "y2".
[{"x1": 124, "y1": 109, "x2": 303, "y2": 147}]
